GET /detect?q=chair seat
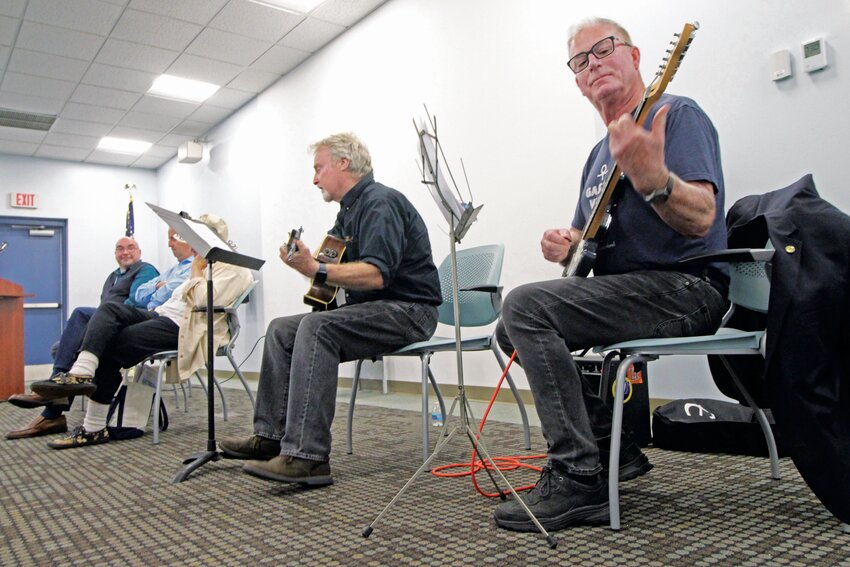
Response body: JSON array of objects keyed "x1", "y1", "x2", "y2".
[
  {"x1": 389, "y1": 334, "x2": 494, "y2": 355},
  {"x1": 596, "y1": 327, "x2": 764, "y2": 355}
]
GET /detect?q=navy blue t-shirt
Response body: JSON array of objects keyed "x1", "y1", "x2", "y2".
[
  {"x1": 330, "y1": 172, "x2": 442, "y2": 306},
  {"x1": 571, "y1": 93, "x2": 729, "y2": 294}
]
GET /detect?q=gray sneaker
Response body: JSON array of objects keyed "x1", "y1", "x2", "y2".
[
  {"x1": 219, "y1": 435, "x2": 280, "y2": 460},
  {"x1": 493, "y1": 466, "x2": 609, "y2": 532}
]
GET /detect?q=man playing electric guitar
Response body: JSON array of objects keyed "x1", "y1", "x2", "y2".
[
  {"x1": 493, "y1": 18, "x2": 728, "y2": 532},
  {"x1": 221, "y1": 132, "x2": 442, "y2": 487}
]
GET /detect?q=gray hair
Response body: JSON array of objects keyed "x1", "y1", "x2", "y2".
[
  {"x1": 567, "y1": 17, "x2": 633, "y2": 53},
  {"x1": 310, "y1": 132, "x2": 373, "y2": 177}
]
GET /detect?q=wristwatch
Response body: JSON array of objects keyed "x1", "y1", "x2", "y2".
[
  {"x1": 644, "y1": 173, "x2": 675, "y2": 205},
  {"x1": 314, "y1": 263, "x2": 328, "y2": 284}
]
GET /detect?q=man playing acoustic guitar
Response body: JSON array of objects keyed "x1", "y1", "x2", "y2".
[
  {"x1": 493, "y1": 18, "x2": 728, "y2": 531},
  {"x1": 221, "y1": 132, "x2": 442, "y2": 486}
]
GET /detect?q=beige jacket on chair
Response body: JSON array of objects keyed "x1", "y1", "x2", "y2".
[{"x1": 176, "y1": 262, "x2": 254, "y2": 380}]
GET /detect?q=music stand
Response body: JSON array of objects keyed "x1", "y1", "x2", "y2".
[
  {"x1": 362, "y1": 112, "x2": 557, "y2": 548},
  {"x1": 146, "y1": 203, "x2": 264, "y2": 483}
]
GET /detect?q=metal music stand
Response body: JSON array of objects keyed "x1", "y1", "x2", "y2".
[
  {"x1": 146, "y1": 203, "x2": 264, "y2": 483},
  {"x1": 361, "y1": 110, "x2": 557, "y2": 548}
]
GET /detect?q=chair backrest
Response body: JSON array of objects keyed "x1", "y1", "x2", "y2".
[
  {"x1": 727, "y1": 242, "x2": 773, "y2": 314},
  {"x1": 220, "y1": 280, "x2": 257, "y2": 352},
  {"x1": 436, "y1": 244, "x2": 504, "y2": 327}
]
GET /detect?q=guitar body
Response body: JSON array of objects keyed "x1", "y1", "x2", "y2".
[{"x1": 303, "y1": 234, "x2": 347, "y2": 311}]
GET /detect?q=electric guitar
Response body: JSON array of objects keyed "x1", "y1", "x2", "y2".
[
  {"x1": 563, "y1": 21, "x2": 699, "y2": 278},
  {"x1": 285, "y1": 228, "x2": 347, "y2": 311}
]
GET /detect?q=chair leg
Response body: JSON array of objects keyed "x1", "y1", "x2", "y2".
[
  {"x1": 421, "y1": 353, "x2": 432, "y2": 463},
  {"x1": 719, "y1": 356, "x2": 781, "y2": 480},
  {"x1": 491, "y1": 341, "x2": 531, "y2": 450},
  {"x1": 211, "y1": 374, "x2": 228, "y2": 421},
  {"x1": 152, "y1": 364, "x2": 166, "y2": 445},
  {"x1": 347, "y1": 359, "x2": 365, "y2": 455},
  {"x1": 226, "y1": 347, "x2": 255, "y2": 409}
]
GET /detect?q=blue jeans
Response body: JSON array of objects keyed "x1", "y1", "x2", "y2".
[
  {"x1": 253, "y1": 300, "x2": 438, "y2": 462},
  {"x1": 496, "y1": 271, "x2": 725, "y2": 476},
  {"x1": 42, "y1": 306, "x2": 97, "y2": 419}
]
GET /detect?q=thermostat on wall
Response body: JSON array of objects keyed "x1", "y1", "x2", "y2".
[{"x1": 802, "y1": 38, "x2": 828, "y2": 73}]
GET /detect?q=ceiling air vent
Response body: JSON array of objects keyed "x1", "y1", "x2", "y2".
[{"x1": 0, "y1": 108, "x2": 57, "y2": 131}]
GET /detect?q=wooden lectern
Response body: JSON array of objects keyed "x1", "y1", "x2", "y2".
[{"x1": 0, "y1": 278, "x2": 25, "y2": 400}]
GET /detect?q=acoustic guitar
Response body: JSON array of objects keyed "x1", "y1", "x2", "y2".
[
  {"x1": 563, "y1": 22, "x2": 699, "y2": 278},
  {"x1": 285, "y1": 228, "x2": 347, "y2": 311}
]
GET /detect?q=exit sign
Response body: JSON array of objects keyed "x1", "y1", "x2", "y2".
[{"x1": 8, "y1": 193, "x2": 38, "y2": 208}]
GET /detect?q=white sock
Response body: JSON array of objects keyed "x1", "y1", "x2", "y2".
[
  {"x1": 83, "y1": 400, "x2": 110, "y2": 433},
  {"x1": 69, "y1": 351, "x2": 99, "y2": 377}
]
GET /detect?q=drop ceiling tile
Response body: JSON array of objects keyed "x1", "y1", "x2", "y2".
[
  {"x1": 280, "y1": 17, "x2": 345, "y2": 53},
  {"x1": 131, "y1": 154, "x2": 170, "y2": 168},
  {"x1": 0, "y1": 125, "x2": 48, "y2": 143},
  {"x1": 0, "y1": 91, "x2": 65, "y2": 114},
  {"x1": 25, "y1": 0, "x2": 124, "y2": 36},
  {"x1": 8, "y1": 48, "x2": 90, "y2": 82},
  {"x1": 2, "y1": 71, "x2": 78, "y2": 100},
  {"x1": 71, "y1": 84, "x2": 142, "y2": 110},
  {"x1": 310, "y1": 0, "x2": 387, "y2": 26},
  {"x1": 208, "y1": 0, "x2": 302, "y2": 43},
  {"x1": 43, "y1": 131, "x2": 101, "y2": 149},
  {"x1": 50, "y1": 118, "x2": 114, "y2": 137},
  {"x1": 144, "y1": 144, "x2": 179, "y2": 158},
  {"x1": 82, "y1": 63, "x2": 157, "y2": 93},
  {"x1": 107, "y1": 125, "x2": 164, "y2": 142},
  {"x1": 0, "y1": 15, "x2": 19, "y2": 47},
  {"x1": 227, "y1": 68, "x2": 280, "y2": 93},
  {"x1": 86, "y1": 150, "x2": 138, "y2": 166},
  {"x1": 0, "y1": 139, "x2": 38, "y2": 155},
  {"x1": 188, "y1": 104, "x2": 233, "y2": 124},
  {"x1": 204, "y1": 87, "x2": 255, "y2": 110},
  {"x1": 101, "y1": 0, "x2": 131, "y2": 6},
  {"x1": 0, "y1": 0, "x2": 26, "y2": 18},
  {"x1": 111, "y1": 9, "x2": 203, "y2": 52},
  {"x1": 158, "y1": 133, "x2": 193, "y2": 147},
  {"x1": 95, "y1": 38, "x2": 180, "y2": 73},
  {"x1": 186, "y1": 27, "x2": 272, "y2": 66},
  {"x1": 61, "y1": 102, "x2": 126, "y2": 124},
  {"x1": 118, "y1": 110, "x2": 182, "y2": 131},
  {"x1": 35, "y1": 144, "x2": 92, "y2": 161},
  {"x1": 16, "y1": 21, "x2": 105, "y2": 60},
  {"x1": 0, "y1": 46, "x2": 11, "y2": 68},
  {"x1": 171, "y1": 119, "x2": 213, "y2": 137},
  {"x1": 166, "y1": 53, "x2": 242, "y2": 85},
  {"x1": 128, "y1": 0, "x2": 229, "y2": 26},
  {"x1": 131, "y1": 95, "x2": 198, "y2": 118},
  {"x1": 251, "y1": 44, "x2": 309, "y2": 74}
]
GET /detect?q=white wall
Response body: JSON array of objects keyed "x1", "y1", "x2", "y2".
[
  {"x1": 0, "y1": 155, "x2": 159, "y2": 310},
  {"x1": 9, "y1": 0, "x2": 850, "y2": 401}
]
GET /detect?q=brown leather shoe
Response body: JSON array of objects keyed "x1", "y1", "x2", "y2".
[
  {"x1": 8, "y1": 392, "x2": 69, "y2": 409},
  {"x1": 243, "y1": 455, "x2": 333, "y2": 486},
  {"x1": 6, "y1": 415, "x2": 68, "y2": 440},
  {"x1": 220, "y1": 435, "x2": 280, "y2": 460}
]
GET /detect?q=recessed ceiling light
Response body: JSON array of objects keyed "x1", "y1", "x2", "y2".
[
  {"x1": 148, "y1": 74, "x2": 220, "y2": 103},
  {"x1": 247, "y1": 0, "x2": 324, "y2": 15},
  {"x1": 98, "y1": 137, "x2": 153, "y2": 155}
]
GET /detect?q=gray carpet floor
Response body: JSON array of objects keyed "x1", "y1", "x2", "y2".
[{"x1": 1, "y1": 388, "x2": 848, "y2": 566}]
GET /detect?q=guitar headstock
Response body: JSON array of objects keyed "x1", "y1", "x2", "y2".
[
  {"x1": 646, "y1": 22, "x2": 699, "y2": 104},
  {"x1": 286, "y1": 226, "x2": 303, "y2": 260}
]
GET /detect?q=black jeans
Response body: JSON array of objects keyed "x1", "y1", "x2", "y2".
[
  {"x1": 80, "y1": 302, "x2": 179, "y2": 404},
  {"x1": 496, "y1": 270, "x2": 725, "y2": 475}
]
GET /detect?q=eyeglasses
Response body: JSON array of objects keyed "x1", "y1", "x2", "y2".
[{"x1": 568, "y1": 35, "x2": 631, "y2": 74}]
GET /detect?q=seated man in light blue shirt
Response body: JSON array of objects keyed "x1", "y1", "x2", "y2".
[
  {"x1": 6, "y1": 229, "x2": 195, "y2": 439},
  {"x1": 134, "y1": 229, "x2": 196, "y2": 309}
]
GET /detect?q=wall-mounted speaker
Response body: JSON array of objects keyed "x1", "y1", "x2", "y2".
[{"x1": 178, "y1": 141, "x2": 203, "y2": 163}]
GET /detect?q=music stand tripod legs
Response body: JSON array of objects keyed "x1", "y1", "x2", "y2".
[
  {"x1": 172, "y1": 260, "x2": 221, "y2": 483},
  {"x1": 361, "y1": 228, "x2": 558, "y2": 549}
]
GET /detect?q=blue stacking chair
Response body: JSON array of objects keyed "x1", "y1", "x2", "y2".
[
  {"x1": 346, "y1": 244, "x2": 532, "y2": 463},
  {"x1": 596, "y1": 247, "x2": 779, "y2": 530}
]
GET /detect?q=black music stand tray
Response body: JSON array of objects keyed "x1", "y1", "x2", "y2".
[{"x1": 146, "y1": 203, "x2": 264, "y2": 483}]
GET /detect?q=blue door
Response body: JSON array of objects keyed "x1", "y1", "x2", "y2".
[{"x1": 0, "y1": 217, "x2": 67, "y2": 365}]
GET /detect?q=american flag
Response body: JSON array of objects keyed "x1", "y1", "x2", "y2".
[{"x1": 125, "y1": 186, "x2": 135, "y2": 237}]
